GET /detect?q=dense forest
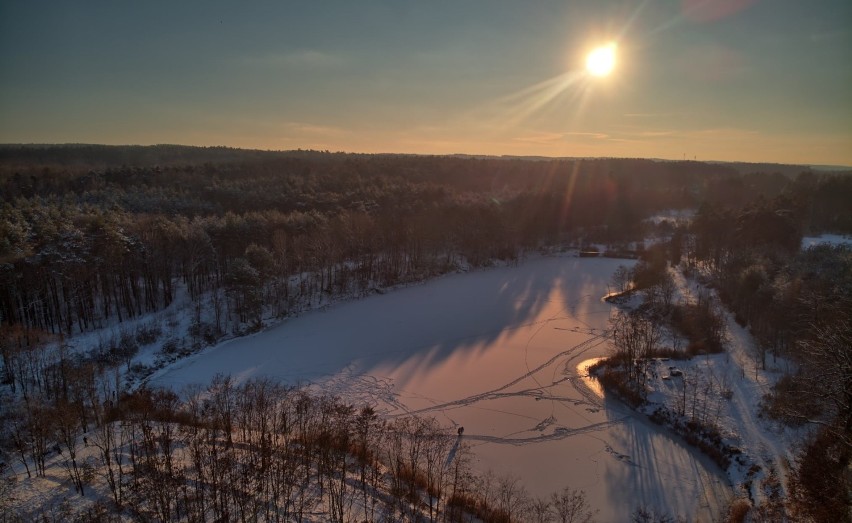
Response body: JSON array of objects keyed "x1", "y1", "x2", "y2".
[
  {"x1": 2, "y1": 145, "x2": 852, "y2": 521},
  {"x1": 2, "y1": 145, "x2": 850, "y2": 340}
]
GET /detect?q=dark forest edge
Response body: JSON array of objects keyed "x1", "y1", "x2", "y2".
[
  {"x1": 2, "y1": 144, "x2": 849, "y2": 176},
  {"x1": 3, "y1": 145, "x2": 851, "y2": 339}
]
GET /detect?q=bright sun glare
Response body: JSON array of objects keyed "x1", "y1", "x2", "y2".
[{"x1": 586, "y1": 43, "x2": 617, "y2": 77}]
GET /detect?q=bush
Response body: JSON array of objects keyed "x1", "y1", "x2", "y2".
[
  {"x1": 669, "y1": 302, "x2": 725, "y2": 354},
  {"x1": 126, "y1": 362, "x2": 150, "y2": 383},
  {"x1": 789, "y1": 425, "x2": 852, "y2": 522},
  {"x1": 724, "y1": 499, "x2": 751, "y2": 523},
  {"x1": 631, "y1": 505, "x2": 682, "y2": 522},
  {"x1": 189, "y1": 321, "x2": 221, "y2": 346},
  {"x1": 109, "y1": 329, "x2": 140, "y2": 367},
  {"x1": 135, "y1": 321, "x2": 162, "y2": 345},
  {"x1": 761, "y1": 374, "x2": 823, "y2": 426},
  {"x1": 645, "y1": 347, "x2": 688, "y2": 360},
  {"x1": 595, "y1": 366, "x2": 644, "y2": 407},
  {"x1": 118, "y1": 329, "x2": 139, "y2": 353},
  {"x1": 160, "y1": 338, "x2": 180, "y2": 355}
]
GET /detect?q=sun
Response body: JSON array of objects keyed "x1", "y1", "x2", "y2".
[{"x1": 586, "y1": 43, "x2": 617, "y2": 77}]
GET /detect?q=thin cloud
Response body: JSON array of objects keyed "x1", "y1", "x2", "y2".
[
  {"x1": 563, "y1": 131, "x2": 609, "y2": 139},
  {"x1": 638, "y1": 130, "x2": 676, "y2": 137},
  {"x1": 512, "y1": 132, "x2": 565, "y2": 145},
  {"x1": 242, "y1": 50, "x2": 343, "y2": 69},
  {"x1": 690, "y1": 127, "x2": 760, "y2": 138},
  {"x1": 681, "y1": 0, "x2": 759, "y2": 23},
  {"x1": 513, "y1": 131, "x2": 609, "y2": 145},
  {"x1": 283, "y1": 121, "x2": 348, "y2": 137},
  {"x1": 623, "y1": 112, "x2": 683, "y2": 118}
]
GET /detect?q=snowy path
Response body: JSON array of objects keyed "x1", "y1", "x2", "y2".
[
  {"x1": 720, "y1": 312, "x2": 791, "y2": 501},
  {"x1": 670, "y1": 268, "x2": 792, "y2": 503}
]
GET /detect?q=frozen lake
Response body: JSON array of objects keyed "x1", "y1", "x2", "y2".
[{"x1": 152, "y1": 255, "x2": 731, "y2": 521}]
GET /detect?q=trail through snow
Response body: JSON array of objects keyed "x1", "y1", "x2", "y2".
[{"x1": 669, "y1": 268, "x2": 795, "y2": 503}]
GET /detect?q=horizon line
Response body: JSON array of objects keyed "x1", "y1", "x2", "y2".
[{"x1": 1, "y1": 142, "x2": 850, "y2": 171}]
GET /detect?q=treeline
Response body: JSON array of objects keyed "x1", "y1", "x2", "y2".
[
  {"x1": 1, "y1": 356, "x2": 597, "y2": 523},
  {"x1": 0, "y1": 144, "x2": 289, "y2": 169},
  {"x1": 5, "y1": 146, "x2": 849, "y2": 340},
  {"x1": 686, "y1": 190, "x2": 852, "y2": 381},
  {"x1": 8, "y1": 374, "x2": 468, "y2": 522}
]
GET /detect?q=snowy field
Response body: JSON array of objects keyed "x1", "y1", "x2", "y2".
[
  {"x1": 647, "y1": 269, "x2": 799, "y2": 507},
  {"x1": 151, "y1": 255, "x2": 732, "y2": 521},
  {"x1": 801, "y1": 233, "x2": 852, "y2": 249},
  {"x1": 644, "y1": 208, "x2": 695, "y2": 226}
]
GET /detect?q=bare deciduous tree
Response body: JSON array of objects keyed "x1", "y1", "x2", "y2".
[{"x1": 551, "y1": 486, "x2": 596, "y2": 523}]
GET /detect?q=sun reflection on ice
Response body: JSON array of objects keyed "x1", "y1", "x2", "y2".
[{"x1": 577, "y1": 357, "x2": 606, "y2": 398}]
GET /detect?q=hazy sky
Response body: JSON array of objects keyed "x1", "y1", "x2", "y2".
[{"x1": 2, "y1": 1, "x2": 851, "y2": 165}]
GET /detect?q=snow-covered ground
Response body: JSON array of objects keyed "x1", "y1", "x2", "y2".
[
  {"x1": 644, "y1": 209, "x2": 695, "y2": 226},
  {"x1": 150, "y1": 255, "x2": 732, "y2": 521},
  {"x1": 635, "y1": 268, "x2": 801, "y2": 506},
  {"x1": 801, "y1": 233, "x2": 852, "y2": 249}
]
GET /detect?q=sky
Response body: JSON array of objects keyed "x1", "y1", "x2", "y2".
[{"x1": 1, "y1": 0, "x2": 851, "y2": 165}]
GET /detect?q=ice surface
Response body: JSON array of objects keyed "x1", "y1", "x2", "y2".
[{"x1": 151, "y1": 255, "x2": 731, "y2": 521}]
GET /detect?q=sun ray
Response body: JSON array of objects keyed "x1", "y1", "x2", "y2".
[{"x1": 486, "y1": 72, "x2": 586, "y2": 130}]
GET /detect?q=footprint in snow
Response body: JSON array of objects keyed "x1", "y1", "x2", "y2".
[
  {"x1": 604, "y1": 444, "x2": 636, "y2": 465},
  {"x1": 532, "y1": 416, "x2": 557, "y2": 432}
]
